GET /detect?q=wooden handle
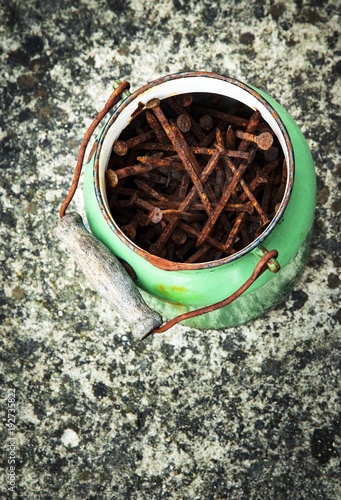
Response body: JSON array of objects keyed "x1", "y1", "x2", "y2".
[{"x1": 53, "y1": 212, "x2": 163, "y2": 340}]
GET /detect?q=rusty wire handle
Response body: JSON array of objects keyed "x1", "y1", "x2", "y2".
[
  {"x1": 153, "y1": 249, "x2": 280, "y2": 334},
  {"x1": 59, "y1": 80, "x2": 131, "y2": 219}
]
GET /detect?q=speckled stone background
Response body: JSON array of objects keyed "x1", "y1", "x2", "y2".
[{"x1": 1, "y1": 0, "x2": 340, "y2": 499}]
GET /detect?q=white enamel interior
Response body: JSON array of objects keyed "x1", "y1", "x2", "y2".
[{"x1": 98, "y1": 76, "x2": 290, "y2": 218}]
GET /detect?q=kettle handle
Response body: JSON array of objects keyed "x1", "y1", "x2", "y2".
[
  {"x1": 54, "y1": 212, "x2": 163, "y2": 341},
  {"x1": 59, "y1": 80, "x2": 131, "y2": 219}
]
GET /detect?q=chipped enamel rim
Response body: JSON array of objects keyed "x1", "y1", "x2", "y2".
[{"x1": 92, "y1": 71, "x2": 294, "y2": 271}]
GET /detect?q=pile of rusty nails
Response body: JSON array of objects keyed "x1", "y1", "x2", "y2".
[{"x1": 105, "y1": 93, "x2": 287, "y2": 263}]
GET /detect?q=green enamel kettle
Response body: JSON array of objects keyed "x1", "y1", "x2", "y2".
[{"x1": 55, "y1": 72, "x2": 316, "y2": 340}]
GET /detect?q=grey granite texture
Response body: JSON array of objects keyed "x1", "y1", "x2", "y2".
[{"x1": 0, "y1": 0, "x2": 340, "y2": 499}]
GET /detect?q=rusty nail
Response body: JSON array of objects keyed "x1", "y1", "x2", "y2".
[
  {"x1": 145, "y1": 199, "x2": 253, "y2": 214},
  {"x1": 201, "y1": 93, "x2": 223, "y2": 108},
  {"x1": 168, "y1": 98, "x2": 206, "y2": 142},
  {"x1": 176, "y1": 93, "x2": 193, "y2": 107},
  {"x1": 133, "y1": 178, "x2": 169, "y2": 202},
  {"x1": 240, "y1": 223, "x2": 250, "y2": 248},
  {"x1": 176, "y1": 113, "x2": 192, "y2": 133},
  {"x1": 214, "y1": 163, "x2": 224, "y2": 198},
  {"x1": 105, "y1": 169, "x2": 119, "y2": 189},
  {"x1": 162, "y1": 214, "x2": 232, "y2": 255},
  {"x1": 174, "y1": 237, "x2": 196, "y2": 261},
  {"x1": 192, "y1": 104, "x2": 250, "y2": 128},
  {"x1": 224, "y1": 212, "x2": 246, "y2": 250},
  {"x1": 199, "y1": 114, "x2": 214, "y2": 131},
  {"x1": 113, "y1": 129, "x2": 155, "y2": 156},
  {"x1": 161, "y1": 209, "x2": 206, "y2": 222},
  {"x1": 130, "y1": 193, "x2": 163, "y2": 224},
  {"x1": 137, "y1": 155, "x2": 183, "y2": 169},
  {"x1": 235, "y1": 130, "x2": 273, "y2": 150},
  {"x1": 177, "y1": 173, "x2": 189, "y2": 200},
  {"x1": 261, "y1": 171, "x2": 275, "y2": 213},
  {"x1": 165, "y1": 239, "x2": 176, "y2": 260},
  {"x1": 238, "y1": 173, "x2": 268, "y2": 202},
  {"x1": 135, "y1": 142, "x2": 250, "y2": 159},
  {"x1": 226, "y1": 125, "x2": 236, "y2": 150},
  {"x1": 112, "y1": 141, "x2": 128, "y2": 156},
  {"x1": 171, "y1": 228, "x2": 187, "y2": 245},
  {"x1": 145, "y1": 111, "x2": 169, "y2": 144},
  {"x1": 264, "y1": 146, "x2": 279, "y2": 161},
  {"x1": 185, "y1": 244, "x2": 212, "y2": 263}
]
